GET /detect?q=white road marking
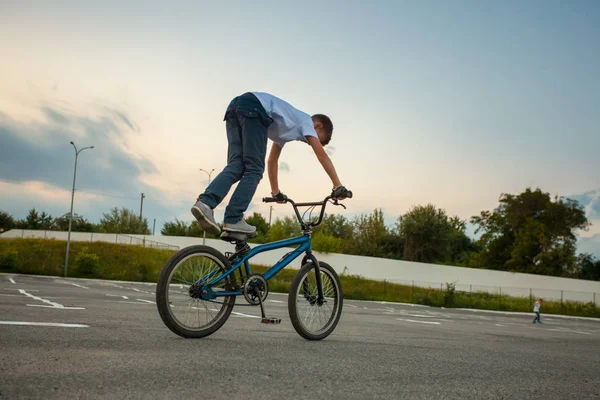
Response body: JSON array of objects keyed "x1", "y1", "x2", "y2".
[
  {"x1": 269, "y1": 299, "x2": 284, "y2": 303},
  {"x1": 106, "y1": 283, "x2": 125, "y2": 289},
  {"x1": 105, "y1": 294, "x2": 119, "y2": 297},
  {"x1": 231, "y1": 311, "x2": 261, "y2": 319},
  {"x1": 125, "y1": 287, "x2": 153, "y2": 294},
  {"x1": 396, "y1": 318, "x2": 441, "y2": 325},
  {"x1": 19, "y1": 289, "x2": 84, "y2": 310},
  {"x1": 406, "y1": 314, "x2": 438, "y2": 318},
  {"x1": 9, "y1": 278, "x2": 16, "y2": 284},
  {"x1": 136, "y1": 299, "x2": 154, "y2": 304},
  {"x1": 548, "y1": 328, "x2": 591, "y2": 335},
  {"x1": 363, "y1": 307, "x2": 368, "y2": 310},
  {"x1": 66, "y1": 282, "x2": 89, "y2": 289},
  {"x1": 0, "y1": 321, "x2": 89, "y2": 328},
  {"x1": 121, "y1": 296, "x2": 129, "y2": 300},
  {"x1": 346, "y1": 304, "x2": 358, "y2": 308},
  {"x1": 377, "y1": 301, "x2": 429, "y2": 308},
  {"x1": 495, "y1": 324, "x2": 507, "y2": 327},
  {"x1": 0, "y1": 293, "x2": 21, "y2": 297}
]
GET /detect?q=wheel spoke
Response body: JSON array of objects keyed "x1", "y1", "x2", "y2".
[
  {"x1": 294, "y1": 266, "x2": 340, "y2": 336},
  {"x1": 164, "y1": 252, "x2": 233, "y2": 332}
]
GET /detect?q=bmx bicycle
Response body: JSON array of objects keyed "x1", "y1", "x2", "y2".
[{"x1": 155, "y1": 191, "x2": 352, "y2": 340}]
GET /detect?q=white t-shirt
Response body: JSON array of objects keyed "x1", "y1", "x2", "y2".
[
  {"x1": 251, "y1": 92, "x2": 319, "y2": 147},
  {"x1": 533, "y1": 301, "x2": 541, "y2": 312}
]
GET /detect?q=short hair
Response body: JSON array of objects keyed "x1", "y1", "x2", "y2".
[{"x1": 312, "y1": 114, "x2": 333, "y2": 145}]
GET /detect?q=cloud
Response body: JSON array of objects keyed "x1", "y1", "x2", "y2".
[
  {"x1": 577, "y1": 234, "x2": 600, "y2": 258},
  {"x1": 569, "y1": 188, "x2": 600, "y2": 239},
  {"x1": 0, "y1": 102, "x2": 176, "y2": 226},
  {"x1": 41, "y1": 106, "x2": 69, "y2": 124},
  {"x1": 108, "y1": 108, "x2": 139, "y2": 132},
  {"x1": 569, "y1": 189, "x2": 600, "y2": 219},
  {"x1": 0, "y1": 104, "x2": 157, "y2": 195}
]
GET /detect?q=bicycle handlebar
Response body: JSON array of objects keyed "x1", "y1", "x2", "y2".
[
  {"x1": 262, "y1": 191, "x2": 353, "y2": 204},
  {"x1": 261, "y1": 191, "x2": 353, "y2": 230}
]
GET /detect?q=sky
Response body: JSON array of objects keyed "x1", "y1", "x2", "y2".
[{"x1": 0, "y1": 0, "x2": 599, "y2": 255}]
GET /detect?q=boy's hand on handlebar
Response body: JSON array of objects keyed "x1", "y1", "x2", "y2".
[
  {"x1": 271, "y1": 190, "x2": 288, "y2": 204},
  {"x1": 332, "y1": 185, "x2": 352, "y2": 200}
]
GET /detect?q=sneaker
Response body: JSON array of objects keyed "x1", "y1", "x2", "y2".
[
  {"x1": 223, "y1": 219, "x2": 257, "y2": 234},
  {"x1": 191, "y1": 200, "x2": 221, "y2": 235}
]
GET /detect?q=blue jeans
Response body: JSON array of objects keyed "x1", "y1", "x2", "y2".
[
  {"x1": 533, "y1": 312, "x2": 541, "y2": 323},
  {"x1": 199, "y1": 93, "x2": 273, "y2": 223}
]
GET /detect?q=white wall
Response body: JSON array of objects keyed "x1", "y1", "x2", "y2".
[
  {"x1": 1, "y1": 229, "x2": 178, "y2": 250},
  {"x1": 2, "y1": 229, "x2": 599, "y2": 304}
]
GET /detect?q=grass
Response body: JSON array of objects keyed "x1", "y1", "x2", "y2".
[{"x1": 1, "y1": 238, "x2": 598, "y2": 318}]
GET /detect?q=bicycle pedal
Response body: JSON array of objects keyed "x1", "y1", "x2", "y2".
[{"x1": 261, "y1": 318, "x2": 281, "y2": 324}]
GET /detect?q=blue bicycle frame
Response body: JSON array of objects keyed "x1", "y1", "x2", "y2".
[
  {"x1": 197, "y1": 192, "x2": 352, "y2": 301},
  {"x1": 200, "y1": 234, "x2": 313, "y2": 299}
]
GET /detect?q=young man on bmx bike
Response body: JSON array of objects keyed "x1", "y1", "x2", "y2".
[{"x1": 190, "y1": 91, "x2": 351, "y2": 233}]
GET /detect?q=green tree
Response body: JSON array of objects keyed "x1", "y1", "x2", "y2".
[
  {"x1": 16, "y1": 208, "x2": 53, "y2": 230},
  {"x1": 266, "y1": 216, "x2": 301, "y2": 242},
  {"x1": 311, "y1": 232, "x2": 343, "y2": 253},
  {"x1": 397, "y1": 204, "x2": 471, "y2": 264},
  {"x1": 313, "y1": 214, "x2": 353, "y2": 239},
  {"x1": 161, "y1": 218, "x2": 222, "y2": 239},
  {"x1": 246, "y1": 212, "x2": 270, "y2": 243},
  {"x1": 345, "y1": 209, "x2": 401, "y2": 258},
  {"x1": 470, "y1": 188, "x2": 589, "y2": 276},
  {"x1": 99, "y1": 207, "x2": 151, "y2": 234},
  {"x1": 577, "y1": 253, "x2": 600, "y2": 281},
  {"x1": 0, "y1": 211, "x2": 16, "y2": 232},
  {"x1": 53, "y1": 213, "x2": 96, "y2": 232},
  {"x1": 161, "y1": 219, "x2": 189, "y2": 236}
]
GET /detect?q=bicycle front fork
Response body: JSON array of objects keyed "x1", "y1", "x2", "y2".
[{"x1": 302, "y1": 252, "x2": 324, "y2": 305}]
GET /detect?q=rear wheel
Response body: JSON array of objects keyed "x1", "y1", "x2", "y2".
[
  {"x1": 288, "y1": 261, "x2": 343, "y2": 340},
  {"x1": 156, "y1": 245, "x2": 235, "y2": 338}
]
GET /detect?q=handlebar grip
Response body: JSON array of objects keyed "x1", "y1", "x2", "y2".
[{"x1": 262, "y1": 197, "x2": 277, "y2": 203}]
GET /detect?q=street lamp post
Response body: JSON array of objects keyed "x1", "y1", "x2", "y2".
[
  {"x1": 65, "y1": 141, "x2": 94, "y2": 277},
  {"x1": 199, "y1": 168, "x2": 215, "y2": 245}
]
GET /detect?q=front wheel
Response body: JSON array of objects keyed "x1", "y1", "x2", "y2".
[
  {"x1": 288, "y1": 261, "x2": 343, "y2": 340},
  {"x1": 156, "y1": 245, "x2": 236, "y2": 338}
]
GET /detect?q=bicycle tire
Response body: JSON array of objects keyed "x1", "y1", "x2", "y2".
[
  {"x1": 288, "y1": 261, "x2": 343, "y2": 340},
  {"x1": 156, "y1": 245, "x2": 236, "y2": 338}
]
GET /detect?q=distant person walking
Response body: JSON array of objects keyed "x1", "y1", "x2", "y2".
[{"x1": 532, "y1": 298, "x2": 543, "y2": 324}]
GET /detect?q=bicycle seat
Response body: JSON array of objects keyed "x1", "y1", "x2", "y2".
[{"x1": 220, "y1": 230, "x2": 258, "y2": 243}]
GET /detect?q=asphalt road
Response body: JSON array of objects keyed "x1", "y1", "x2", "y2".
[{"x1": 1, "y1": 273, "x2": 599, "y2": 400}]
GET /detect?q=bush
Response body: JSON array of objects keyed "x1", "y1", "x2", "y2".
[
  {"x1": 0, "y1": 249, "x2": 19, "y2": 270},
  {"x1": 443, "y1": 282, "x2": 457, "y2": 307},
  {"x1": 311, "y1": 233, "x2": 343, "y2": 254},
  {"x1": 74, "y1": 247, "x2": 100, "y2": 277}
]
